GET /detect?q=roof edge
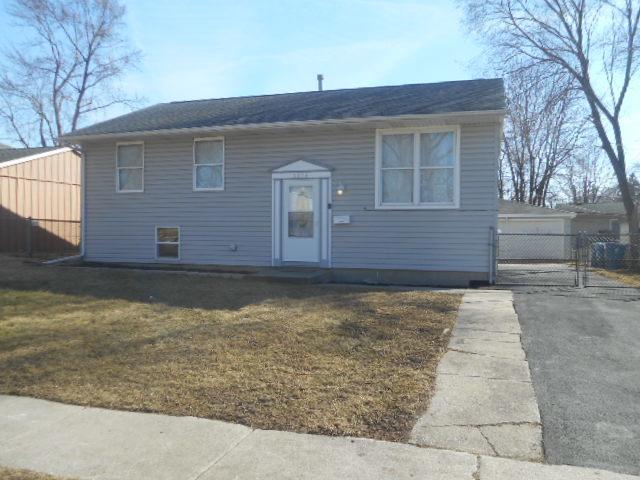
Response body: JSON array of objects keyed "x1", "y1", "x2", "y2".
[
  {"x1": 499, "y1": 213, "x2": 577, "y2": 219},
  {"x1": 0, "y1": 147, "x2": 73, "y2": 169},
  {"x1": 62, "y1": 110, "x2": 506, "y2": 142}
]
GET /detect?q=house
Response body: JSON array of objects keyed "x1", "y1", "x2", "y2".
[
  {"x1": 558, "y1": 202, "x2": 636, "y2": 237},
  {"x1": 0, "y1": 146, "x2": 82, "y2": 254},
  {"x1": 62, "y1": 79, "x2": 505, "y2": 286}
]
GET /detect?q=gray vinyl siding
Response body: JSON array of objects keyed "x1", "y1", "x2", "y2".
[{"x1": 82, "y1": 122, "x2": 500, "y2": 274}]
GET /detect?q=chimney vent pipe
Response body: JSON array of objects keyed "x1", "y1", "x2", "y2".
[{"x1": 317, "y1": 74, "x2": 324, "y2": 91}]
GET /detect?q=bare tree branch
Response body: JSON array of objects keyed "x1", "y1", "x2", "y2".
[
  {"x1": 461, "y1": 0, "x2": 640, "y2": 235},
  {"x1": 0, "y1": 0, "x2": 142, "y2": 146}
]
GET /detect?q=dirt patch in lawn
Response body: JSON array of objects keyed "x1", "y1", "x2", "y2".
[
  {"x1": 597, "y1": 269, "x2": 640, "y2": 288},
  {"x1": 0, "y1": 466, "x2": 75, "y2": 480},
  {"x1": 0, "y1": 255, "x2": 460, "y2": 442}
]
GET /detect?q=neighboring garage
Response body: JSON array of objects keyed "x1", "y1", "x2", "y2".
[{"x1": 498, "y1": 200, "x2": 576, "y2": 260}]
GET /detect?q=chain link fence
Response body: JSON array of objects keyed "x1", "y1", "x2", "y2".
[
  {"x1": 578, "y1": 233, "x2": 640, "y2": 288},
  {"x1": 495, "y1": 232, "x2": 640, "y2": 289},
  {"x1": 496, "y1": 233, "x2": 579, "y2": 286},
  {"x1": 0, "y1": 217, "x2": 81, "y2": 257}
]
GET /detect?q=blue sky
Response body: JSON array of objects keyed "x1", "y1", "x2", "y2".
[
  {"x1": 121, "y1": 0, "x2": 480, "y2": 103},
  {"x1": 0, "y1": 0, "x2": 638, "y2": 165}
]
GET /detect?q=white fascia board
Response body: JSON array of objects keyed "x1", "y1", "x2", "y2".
[{"x1": 61, "y1": 110, "x2": 506, "y2": 143}]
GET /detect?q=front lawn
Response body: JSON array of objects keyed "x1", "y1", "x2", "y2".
[{"x1": 0, "y1": 256, "x2": 459, "y2": 441}]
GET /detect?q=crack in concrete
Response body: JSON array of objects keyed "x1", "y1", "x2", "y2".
[
  {"x1": 478, "y1": 427, "x2": 498, "y2": 456},
  {"x1": 472, "y1": 456, "x2": 481, "y2": 480},
  {"x1": 425, "y1": 421, "x2": 541, "y2": 428},
  {"x1": 451, "y1": 336, "x2": 522, "y2": 344},
  {"x1": 191, "y1": 428, "x2": 254, "y2": 480},
  {"x1": 448, "y1": 347, "x2": 524, "y2": 361},
  {"x1": 437, "y1": 372, "x2": 532, "y2": 384}
]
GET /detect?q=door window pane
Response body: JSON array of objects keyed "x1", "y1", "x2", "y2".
[
  {"x1": 288, "y1": 186, "x2": 313, "y2": 238},
  {"x1": 382, "y1": 169, "x2": 412, "y2": 203},
  {"x1": 288, "y1": 212, "x2": 313, "y2": 237},
  {"x1": 381, "y1": 134, "x2": 413, "y2": 167},
  {"x1": 289, "y1": 186, "x2": 313, "y2": 212},
  {"x1": 420, "y1": 132, "x2": 454, "y2": 167},
  {"x1": 420, "y1": 169, "x2": 454, "y2": 203}
]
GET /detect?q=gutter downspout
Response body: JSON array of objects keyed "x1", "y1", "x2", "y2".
[{"x1": 80, "y1": 147, "x2": 86, "y2": 258}]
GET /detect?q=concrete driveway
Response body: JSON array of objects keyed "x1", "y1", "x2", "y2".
[{"x1": 513, "y1": 288, "x2": 640, "y2": 475}]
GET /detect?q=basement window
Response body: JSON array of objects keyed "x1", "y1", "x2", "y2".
[{"x1": 156, "y1": 227, "x2": 180, "y2": 259}]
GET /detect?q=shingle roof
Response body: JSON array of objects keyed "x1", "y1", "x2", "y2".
[
  {"x1": 499, "y1": 200, "x2": 576, "y2": 216},
  {"x1": 0, "y1": 147, "x2": 60, "y2": 165},
  {"x1": 65, "y1": 78, "x2": 505, "y2": 138},
  {"x1": 557, "y1": 202, "x2": 627, "y2": 216}
]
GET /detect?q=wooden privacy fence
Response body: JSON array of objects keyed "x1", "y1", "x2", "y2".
[
  {"x1": 0, "y1": 147, "x2": 81, "y2": 257},
  {"x1": 0, "y1": 217, "x2": 81, "y2": 256}
]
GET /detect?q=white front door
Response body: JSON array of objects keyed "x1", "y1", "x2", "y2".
[{"x1": 282, "y1": 179, "x2": 321, "y2": 263}]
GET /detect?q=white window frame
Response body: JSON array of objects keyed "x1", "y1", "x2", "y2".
[
  {"x1": 193, "y1": 137, "x2": 225, "y2": 191},
  {"x1": 115, "y1": 141, "x2": 144, "y2": 193},
  {"x1": 155, "y1": 226, "x2": 181, "y2": 260},
  {"x1": 374, "y1": 126, "x2": 460, "y2": 209}
]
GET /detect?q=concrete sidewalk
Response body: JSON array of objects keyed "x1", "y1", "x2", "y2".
[
  {"x1": 1, "y1": 395, "x2": 639, "y2": 480},
  {"x1": 410, "y1": 290, "x2": 542, "y2": 461}
]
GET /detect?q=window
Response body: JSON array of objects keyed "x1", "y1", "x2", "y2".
[
  {"x1": 116, "y1": 142, "x2": 144, "y2": 192},
  {"x1": 375, "y1": 127, "x2": 459, "y2": 208},
  {"x1": 193, "y1": 138, "x2": 224, "y2": 190},
  {"x1": 288, "y1": 185, "x2": 314, "y2": 238},
  {"x1": 156, "y1": 227, "x2": 180, "y2": 259},
  {"x1": 610, "y1": 220, "x2": 621, "y2": 237}
]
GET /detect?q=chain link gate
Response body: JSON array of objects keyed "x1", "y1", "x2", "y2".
[
  {"x1": 495, "y1": 232, "x2": 640, "y2": 290},
  {"x1": 496, "y1": 233, "x2": 579, "y2": 286}
]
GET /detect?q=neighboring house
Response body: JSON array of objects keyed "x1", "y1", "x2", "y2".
[
  {"x1": 62, "y1": 79, "x2": 505, "y2": 286},
  {"x1": 0, "y1": 147, "x2": 82, "y2": 254},
  {"x1": 558, "y1": 202, "x2": 636, "y2": 236}
]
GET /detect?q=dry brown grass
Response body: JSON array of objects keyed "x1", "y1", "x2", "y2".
[
  {"x1": 0, "y1": 466, "x2": 74, "y2": 480},
  {"x1": 0, "y1": 255, "x2": 459, "y2": 441},
  {"x1": 596, "y1": 269, "x2": 640, "y2": 288}
]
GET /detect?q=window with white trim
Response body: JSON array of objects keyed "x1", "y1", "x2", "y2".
[
  {"x1": 376, "y1": 127, "x2": 459, "y2": 208},
  {"x1": 194, "y1": 138, "x2": 224, "y2": 190},
  {"x1": 156, "y1": 227, "x2": 180, "y2": 259},
  {"x1": 116, "y1": 143, "x2": 144, "y2": 192}
]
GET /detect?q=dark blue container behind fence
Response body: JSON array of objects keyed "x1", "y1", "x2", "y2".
[
  {"x1": 606, "y1": 243, "x2": 627, "y2": 270},
  {"x1": 592, "y1": 242, "x2": 627, "y2": 270},
  {"x1": 591, "y1": 242, "x2": 607, "y2": 268}
]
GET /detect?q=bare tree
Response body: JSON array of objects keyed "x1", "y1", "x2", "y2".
[
  {"x1": 560, "y1": 146, "x2": 614, "y2": 204},
  {"x1": 501, "y1": 64, "x2": 585, "y2": 206},
  {"x1": 0, "y1": 0, "x2": 141, "y2": 147},
  {"x1": 461, "y1": 0, "x2": 640, "y2": 234}
]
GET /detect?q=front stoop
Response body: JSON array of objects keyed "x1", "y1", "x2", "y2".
[{"x1": 410, "y1": 290, "x2": 544, "y2": 462}]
